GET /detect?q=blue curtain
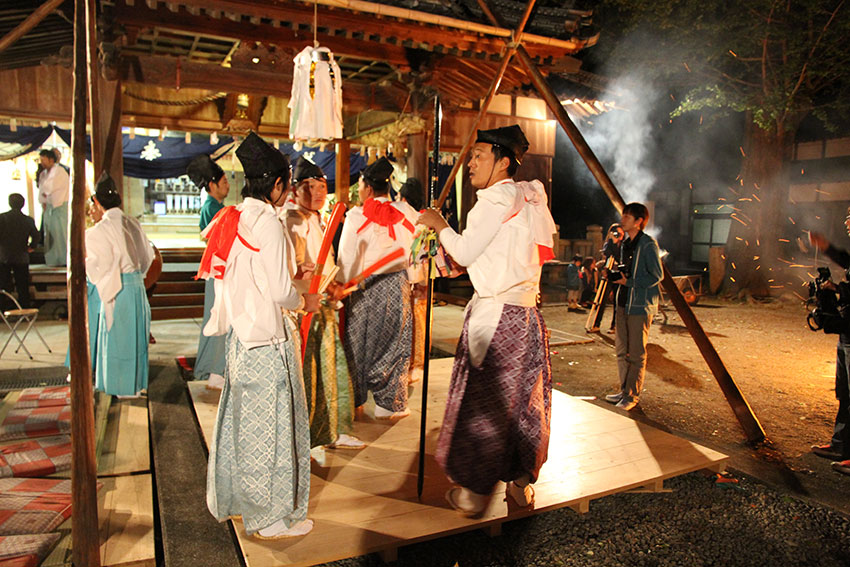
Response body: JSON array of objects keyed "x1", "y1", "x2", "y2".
[
  {"x1": 0, "y1": 125, "x2": 54, "y2": 161},
  {"x1": 54, "y1": 128, "x2": 235, "y2": 179}
]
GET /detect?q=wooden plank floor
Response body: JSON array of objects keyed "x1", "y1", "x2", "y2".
[{"x1": 188, "y1": 357, "x2": 728, "y2": 567}]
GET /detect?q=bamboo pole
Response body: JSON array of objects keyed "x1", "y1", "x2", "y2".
[
  {"x1": 475, "y1": 0, "x2": 766, "y2": 443},
  {"x1": 335, "y1": 139, "x2": 350, "y2": 206},
  {"x1": 70, "y1": 0, "x2": 101, "y2": 565},
  {"x1": 433, "y1": 0, "x2": 538, "y2": 209},
  {"x1": 0, "y1": 0, "x2": 64, "y2": 54}
]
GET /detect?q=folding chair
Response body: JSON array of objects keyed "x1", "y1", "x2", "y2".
[{"x1": 0, "y1": 290, "x2": 52, "y2": 360}]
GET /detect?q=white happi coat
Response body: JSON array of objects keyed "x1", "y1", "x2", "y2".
[
  {"x1": 437, "y1": 178, "x2": 556, "y2": 366},
  {"x1": 85, "y1": 208, "x2": 154, "y2": 329},
  {"x1": 336, "y1": 196, "x2": 414, "y2": 285},
  {"x1": 204, "y1": 198, "x2": 302, "y2": 349}
]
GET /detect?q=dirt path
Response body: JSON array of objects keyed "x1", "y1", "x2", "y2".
[{"x1": 541, "y1": 297, "x2": 850, "y2": 515}]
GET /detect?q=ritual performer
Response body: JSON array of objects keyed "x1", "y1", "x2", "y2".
[
  {"x1": 396, "y1": 178, "x2": 427, "y2": 384},
  {"x1": 187, "y1": 154, "x2": 230, "y2": 389},
  {"x1": 37, "y1": 148, "x2": 70, "y2": 266},
  {"x1": 203, "y1": 132, "x2": 319, "y2": 539},
  {"x1": 86, "y1": 172, "x2": 154, "y2": 397},
  {"x1": 284, "y1": 156, "x2": 363, "y2": 452},
  {"x1": 337, "y1": 157, "x2": 414, "y2": 420},
  {"x1": 418, "y1": 125, "x2": 556, "y2": 516}
]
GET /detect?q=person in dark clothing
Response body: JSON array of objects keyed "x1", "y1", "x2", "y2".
[
  {"x1": 810, "y1": 221, "x2": 850, "y2": 476},
  {"x1": 0, "y1": 193, "x2": 41, "y2": 309},
  {"x1": 592, "y1": 224, "x2": 624, "y2": 333}
]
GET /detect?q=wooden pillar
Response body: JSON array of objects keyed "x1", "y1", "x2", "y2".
[
  {"x1": 335, "y1": 139, "x2": 350, "y2": 207},
  {"x1": 24, "y1": 160, "x2": 35, "y2": 218},
  {"x1": 86, "y1": 0, "x2": 102, "y2": 178},
  {"x1": 406, "y1": 132, "x2": 427, "y2": 198},
  {"x1": 98, "y1": 77, "x2": 124, "y2": 195},
  {"x1": 71, "y1": 0, "x2": 100, "y2": 566}
]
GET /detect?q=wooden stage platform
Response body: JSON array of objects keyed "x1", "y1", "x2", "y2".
[{"x1": 188, "y1": 357, "x2": 728, "y2": 567}]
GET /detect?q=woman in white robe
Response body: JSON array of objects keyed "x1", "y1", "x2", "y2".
[{"x1": 86, "y1": 173, "x2": 154, "y2": 397}]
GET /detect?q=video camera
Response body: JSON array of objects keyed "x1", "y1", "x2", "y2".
[
  {"x1": 807, "y1": 266, "x2": 850, "y2": 333},
  {"x1": 604, "y1": 264, "x2": 628, "y2": 282}
]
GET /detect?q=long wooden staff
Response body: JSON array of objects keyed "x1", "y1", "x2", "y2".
[
  {"x1": 417, "y1": 95, "x2": 441, "y2": 500},
  {"x1": 300, "y1": 201, "x2": 346, "y2": 357}
]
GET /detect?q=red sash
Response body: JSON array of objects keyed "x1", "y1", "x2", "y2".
[
  {"x1": 357, "y1": 198, "x2": 414, "y2": 240},
  {"x1": 195, "y1": 207, "x2": 259, "y2": 280}
]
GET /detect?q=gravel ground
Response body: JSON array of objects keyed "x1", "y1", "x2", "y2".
[
  {"x1": 322, "y1": 472, "x2": 850, "y2": 567},
  {"x1": 320, "y1": 297, "x2": 850, "y2": 567}
]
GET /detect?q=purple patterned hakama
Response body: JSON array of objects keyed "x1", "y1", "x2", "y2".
[{"x1": 436, "y1": 304, "x2": 552, "y2": 495}]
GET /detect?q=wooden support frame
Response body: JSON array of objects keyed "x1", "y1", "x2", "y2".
[
  {"x1": 71, "y1": 0, "x2": 101, "y2": 565},
  {"x1": 475, "y1": 0, "x2": 766, "y2": 443},
  {"x1": 0, "y1": 0, "x2": 65, "y2": 55},
  {"x1": 335, "y1": 139, "x2": 351, "y2": 206}
]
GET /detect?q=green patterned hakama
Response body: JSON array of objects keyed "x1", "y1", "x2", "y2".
[
  {"x1": 303, "y1": 304, "x2": 355, "y2": 447},
  {"x1": 206, "y1": 329, "x2": 311, "y2": 535}
]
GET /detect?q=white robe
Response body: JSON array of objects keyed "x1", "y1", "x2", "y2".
[
  {"x1": 38, "y1": 165, "x2": 69, "y2": 207},
  {"x1": 85, "y1": 208, "x2": 154, "y2": 329},
  {"x1": 437, "y1": 178, "x2": 556, "y2": 366}
]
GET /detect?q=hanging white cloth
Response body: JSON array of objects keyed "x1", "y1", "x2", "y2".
[{"x1": 289, "y1": 46, "x2": 343, "y2": 140}]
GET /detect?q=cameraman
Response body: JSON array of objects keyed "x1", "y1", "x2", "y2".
[
  {"x1": 809, "y1": 228, "x2": 850, "y2": 476},
  {"x1": 603, "y1": 203, "x2": 663, "y2": 411}
]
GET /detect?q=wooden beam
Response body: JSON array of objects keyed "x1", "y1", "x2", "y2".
[
  {"x1": 120, "y1": 54, "x2": 406, "y2": 112},
  {"x1": 71, "y1": 0, "x2": 101, "y2": 565},
  {"x1": 0, "y1": 0, "x2": 65, "y2": 55},
  {"x1": 335, "y1": 139, "x2": 350, "y2": 206},
  {"x1": 87, "y1": 0, "x2": 103, "y2": 177}
]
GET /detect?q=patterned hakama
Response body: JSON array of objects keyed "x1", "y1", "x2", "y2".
[
  {"x1": 42, "y1": 202, "x2": 68, "y2": 266},
  {"x1": 303, "y1": 304, "x2": 355, "y2": 447},
  {"x1": 436, "y1": 304, "x2": 552, "y2": 495},
  {"x1": 342, "y1": 270, "x2": 412, "y2": 412},
  {"x1": 194, "y1": 278, "x2": 226, "y2": 381},
  {"x1": 206, "y1": 330, "x2": 311, "y2": 534},
  {"x1": 94, "y1": 272, "x2": 150, "y2": 397}
]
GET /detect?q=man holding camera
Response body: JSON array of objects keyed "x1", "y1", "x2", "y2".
[
  {"x1": 809, "y1": 226, "x2": 850, "y2": 476},
  {"x1": 603, "y1": 203, "x2": 663, "y2": 411}
]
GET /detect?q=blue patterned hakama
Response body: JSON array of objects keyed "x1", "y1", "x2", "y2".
[
  {"x1": 194, "y1": 278, "x2": 226, "y2": 380},
  {"x1": 206, "y1": 329, "x2": 311, "y2": 534}
]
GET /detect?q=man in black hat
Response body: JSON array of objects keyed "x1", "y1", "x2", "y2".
[
  {"x1": 186, "y1": 154, "x2": 230, "y2": 389},
  {"x1": 203, "y1": 132, "x2": 318, "y2": 539},
  {"x1": 337, "y1": 156, "x2": 415, "y2": 420},
  {"x1": 283, "y1": 156, "x2": 363, "y2": 454},
  {"x1": 418, "y1": 124, "x2": 556, "y2": 515}
]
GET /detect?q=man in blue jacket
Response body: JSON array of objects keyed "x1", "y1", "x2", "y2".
[{"x1": 603, "y1": 202, "x2": 663, "y2": 411}]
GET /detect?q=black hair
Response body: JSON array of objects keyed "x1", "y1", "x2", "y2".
[
  {"x1": 362, "y1": 175, "x2": 389, "y2": 196},
  {"x1": 608, "y1": 223, "x2": 622, "y2": 235},
  {"x1": 622, "y1": 202, "x2": 650, "y2": 228},
  {"x1": 490, "y1": 144, "x2": 519, "y2": 176},
  {"x1": 206, "y1": 166, "x2": 226, "y2": 193},
  {"x1": 242, "y1": 169, "x2": 290, "y2": 203},
  {"x1": 583, "y1": 256, "x2": 596, "y2": 271},
  {"x1": 572, "y1": 254, "x2": 583, "y2": 262},
  {"x1": 39, "y1": 149, "x2": 56, "y2": 161},
  {"x1": 97, "y1": 190, "x2": 122, "y2": 210},
  {"x1": 8, "y1": 193, "x2": 24, "y2": 210},
  {"x1": 399, "y1": 178, "x2": 424, "y2": 211}
]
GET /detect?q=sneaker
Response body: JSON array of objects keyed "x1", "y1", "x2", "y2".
[
  {"x1": 812, "y1": 444, "x2": 843, "y2": 460},
  {"x1": 374, "y1": 406, "x2": 411, "y2": 420},
  {"x1": 615, "y1": 398, "x2": 638, "y2": 411},
  {"x1": 831, "y1": 459, "x2": 850, "y2": 476},
  {"x1": 604, "y1": 392, "x2": 623, "y2": 404}
]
